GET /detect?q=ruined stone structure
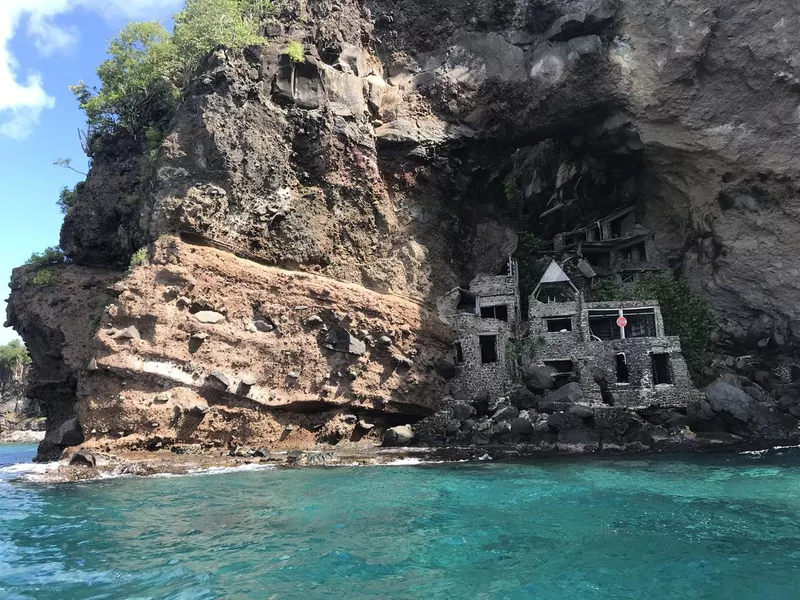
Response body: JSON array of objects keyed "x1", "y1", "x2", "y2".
[
  {"x1": 439, "y1": 258, "x2": 521, "y2": 399},
  {"x1": 445, "y1": 259, "x2": 701, "y2": 408},
  {"x1": 549, "y1": 206, "x2": 666, "y2": 288}
]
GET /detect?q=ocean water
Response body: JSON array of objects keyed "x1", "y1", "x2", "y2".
[{"x1": 1, "y1": 445, "x2": 800, "y2": 599}]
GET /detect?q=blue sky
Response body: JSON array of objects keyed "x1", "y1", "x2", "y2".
[{"x1": 0, "y1": 0, "x2": 182, "y2": 344}]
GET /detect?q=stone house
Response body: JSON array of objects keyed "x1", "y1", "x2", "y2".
[
  {"x1": 527, "y1": 264, "x2": 700, "y2": 407},
  {"x1": 439, "y1": 258, "x2": 522, "y2": 398},
  {"x1": 442, "y1": 258, "x2": 701, "y2": 408}
]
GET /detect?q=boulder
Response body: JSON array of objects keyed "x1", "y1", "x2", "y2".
[
  {"x1": 382, "y1": 425, "x2": 415, "y2": 446},
  {"x1": 188, "y1": 401, "x2": 210, "y2": 417},
  {"x1": 415, "y1": 410, "x2": 453, "y2": 444},
  {"x1": 704, "y1": 382, "x2": 785, "y2": 437},
  {"x1": 451, "y1": 402, "x2": 475, "y2": 421},
  {"x1": 113, "y1": 325, "x2": 140, "y2": 341},
  {"x1": 523, "y1": 365, "x2": 556, "y2": 392},
  {"x1": 194, "y1": 311, "x2": 226, "y2": 324},
  {"x1": 252, "y1": 319, "x2": 275, "y2": 332},
  {"x1": 69, "y1": 449, "x2": 96, "y2": 467},
  {"x1": 542, "y1": 382, "x2": 583, "y2": 405},
  {"x1": 52, "y1": 417, "x2": 84, "y2": 447},
  {"x1": 510, "y1": 416, "x2": 534, "y2": 435},
  {"x1": 435, "y1": 356, "x2": 457, "y2": 380},
  {"x1": 253, "y1": 447, "x2": 270, "y2": 459},
  {"x1": 569, "y1": 405, "x2": 594, "y2": 419},
  {"x1": 323, "y1": 328, "x2": 367, "y2": 355},
  {"x1": 491, "y1": 404, "x2": 519, "y2": 423},
  {"x1": 470, "y1": 391, "x2": 490, "y2": 416},
  {"x1": 207, "y1": 370, "x2": 231, "y2": 389},
  {"x1": 546, "y1": 412, "x2": 583, "y2": 431},
  {"x1": 509, "y1": 387, "x2": 538, "y2": 410}
]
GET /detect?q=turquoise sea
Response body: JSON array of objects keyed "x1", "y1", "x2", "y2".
[{"x1": 1, "y1": 444, "x2": 800, "y2": 599}]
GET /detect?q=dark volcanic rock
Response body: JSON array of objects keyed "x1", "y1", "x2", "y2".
[
  {"x1": 69, "y1": 448, "x2": 96, "y2": 467},
  {"x1": 702, "y1": 382, "x2": 787, "y2": 438},
  {"x1": 52, "y1": 417, "x2": 84, "y2": 447},
  {"x1": 509, "y1": 387, "x2": 538, "y2": 410},
  {"x1": 382, "y1": 425, "x2": 415, "y2": 447},
  {"x1": 523, "y1": 365, "x2": 556, "y2": 393}
]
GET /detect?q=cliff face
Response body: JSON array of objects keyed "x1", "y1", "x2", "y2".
[{"x1": 8, "y1": 0, "x2": 800, "y2": 458}]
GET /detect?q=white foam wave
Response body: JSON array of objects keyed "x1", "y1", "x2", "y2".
[
  {"x1": 0, "y1": 461, "x2": 60, "y2": 475},
  {"x1": 739, "y1": 444, "x2": 800, "y2": 457}
]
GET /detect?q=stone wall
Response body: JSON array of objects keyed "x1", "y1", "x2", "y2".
[{"x1": 449, "y1": 313, "x2": 515, "y2": 399}]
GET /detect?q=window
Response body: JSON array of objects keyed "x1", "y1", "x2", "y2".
[
  {"x1": 652, "y1": 353, "x2": 673, "y2": 385},
  {"x1": 479, "y1": 335, "x2": 498, "y2": 364},
  {"x1": 615, "y1": 353, "x2": 630, "y2": 384},
  {"x1": 584, "y1": 251, "x2": 610, "y2": 269},
  {"x1": 544, "y1": 359, "x2": 574, "y2": 387},
  {"x1": 454, "y1": 342, "x2": 464, "y2": 365},
  {"x1": 457, "y1": 291, "x2": 477, "y2": 314},
  {"x1": 589, "y1": 310, "x2": 623, "y2": 341},
  {"x1": 624, "y1": 309, "x2": 657, "y2": 338},
  {"x1": 546, "y1": 317, "x2": 572, "y2": 332},
  {"x1": 480, "y1": 304, "x2": 508, "y2": 321}
]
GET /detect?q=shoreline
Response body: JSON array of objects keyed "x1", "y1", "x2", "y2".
[
  {"x1": 5, "y1": 435, "x2": 800, "y2": 484},
  {"x1": 0, "y1": 430, "x2": 45, "y2": 445}
]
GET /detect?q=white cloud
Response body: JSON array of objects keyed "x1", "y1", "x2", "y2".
[{"x1": 0, "y1": 0, "x2": 181, "y2": 140}]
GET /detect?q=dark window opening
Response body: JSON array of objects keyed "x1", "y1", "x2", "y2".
[
  {"x1": 544, "y1": 359, "x2": 574, "y2": 388},
  {"x1": 546, "y1": 317, "x2": 572, "y2": 332},
  {"x1": 625, "y1": 312, "x2": 656, "y2": 338},
  {"x1": 652, "y1": 353, "x2": 673, "y2": 385},
  {"x1": 622, "y1": 241, "x2": 647, "y2": 264},
  {"x1": 454, "y1": 342, "x2": 464, "y2": 365},
  {"x1": 589, "y1": 311, "x2": 623, "y2": 341},
  {"x1": 479, "y1": 335, "x2": 498, "y2": 364},
  {"x1": 537, "y1": 285, "x2": 575, "y2": 303},
  {"x1": 610, "y1": 218, "x2": 622, "y2": 238},
  {"x1": 480, "y1": 304, "x2": 508, "y2": 321},
  {"x1": 615, "y1": 353, "x2": 630, "y2": 384},
  {"x1": 584, "y1": 251, "x2": 610, "y2": 269},
  {"x1": 457, "y1": 291, "x2": 477, "y2": 314}
]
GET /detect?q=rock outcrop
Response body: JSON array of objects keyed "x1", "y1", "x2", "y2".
[{"x1": 7, "y1": 0, "x2": 800, "y2": 458}]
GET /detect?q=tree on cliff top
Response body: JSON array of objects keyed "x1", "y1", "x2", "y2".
[
  {"x1": 72, "y1": 0, "x2": 276, "y2": 138},
  {"x1": 0, "y1": 340, "x2": 31, "y2": 372}
]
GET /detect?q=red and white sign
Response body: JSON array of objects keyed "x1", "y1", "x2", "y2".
[{"x1": 616, "y1": 316, "x2": 628, "y2": 328}]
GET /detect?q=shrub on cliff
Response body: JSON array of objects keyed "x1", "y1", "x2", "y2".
[
  {"x1": 57, "y1": 182, "x2": 85, "y2": 214},
  {"x1": 26, "y1": 247, "x2": 67, "y2": 269},
  {"x1": 0, "y1": 340, "x2": 31, "y2": 371},
  {"x1": 284, "y1": 40, "x2": 305, "y2": 63},
  {"x1": 128, "y1": 247, "x2": 149, "y2": 270},
  {"x1": 72, "y1": 0, "x2": 275, "y2": 137}
]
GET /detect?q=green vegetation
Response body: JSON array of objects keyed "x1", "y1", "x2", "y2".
[
  {"x1": 30, "y1": 270, "x2": 58, "y2": 287},
  {"x1": 0, "y1": 340, "x2": 30, "y2": 371},
  {"x1": 129, "y1": 247, "x2": 150, "y2": 270},
  {"x1": 586, "y1": 274, "x2": 716, "y2": 383},
  {"x1": 57, "y1": 182, "x2": 85, "y2": 214},
  {"x1": 72, "y1": 0, "x2": 276, "y2": 138},
  {"x1": 25, "y1": 247, "x2": 66, "y2": 287},
  {"x1": 284, "y1": 40, "x2": 305, "y2": 63},
  {"x1": 26, "y1": 247, "x2": 67, "y2": 269},
  {"x1": 506, "y1": 334, "x2": 545, "y2": 376},
  {"x1": 514, "y1": 232, "x2": 546, "y2": 301}
]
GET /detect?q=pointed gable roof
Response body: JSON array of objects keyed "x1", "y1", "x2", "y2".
[{"x1": 539, "y1": 260, "x2": 571, "y2": 284}]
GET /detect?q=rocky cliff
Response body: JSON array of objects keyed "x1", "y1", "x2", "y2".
[{"x1": 7, "y1": 0, "x2": 800, "y2": 460}]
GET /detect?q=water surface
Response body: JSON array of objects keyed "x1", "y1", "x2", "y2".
[{"x1": 1, "y1": 444, "x2": 799, "y2": 599}]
